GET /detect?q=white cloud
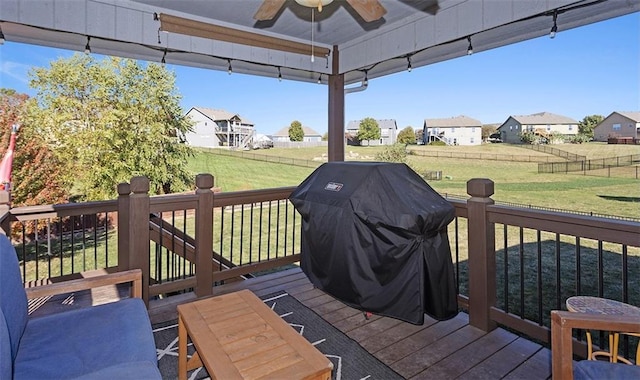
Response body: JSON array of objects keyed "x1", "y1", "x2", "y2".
[{"x1": 0, "y1": 60, "x2": 30, "y2": 84}]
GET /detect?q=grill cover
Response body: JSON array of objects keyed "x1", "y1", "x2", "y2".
[{"x1": 289, "y1": 162, "x2": 458, "y2": 325}]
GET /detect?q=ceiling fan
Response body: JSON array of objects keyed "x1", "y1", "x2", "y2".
[{"x1": 254, "y1": 0, "x2": 387, "y2": 23}]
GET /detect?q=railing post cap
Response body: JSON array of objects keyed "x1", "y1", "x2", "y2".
[
  {"x1": 467, "y1": 178, "x2": 494, "y2": 197},
  {"x1": 130, "y1": 176, "x2": 150, "y2": 194},
  {"x1": 0, "y1": 191, "x2": 10, "y2": 205},
  {"x1": 117, "y1": 182, "x2": 131, "y2": 195},
  {"x1": 195, "y1": 173, "x2": 214, "y2": 189}
]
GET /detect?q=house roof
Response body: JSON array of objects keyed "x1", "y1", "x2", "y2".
[
  {"x1": 614, "y1": 111, "x2": 640, "y2": 122},
  {"x1": 272, "y1": 125, "x2": 321, "y2": 137},
  {"x1": 190, "y1": 107, "x2": 254, "y2": 125},
  {"x1": 510, "y1": 112, "x2": 578, "y2": 125},
  {"x1": 346, "y1": 119, "x2": 398, "y2": 130},
  {"x1": 424, "y1": 115, "x2": 482, "y2": 128},
  {"x1": 4, "y1": 1, "x2": 634, "y2": 85}
]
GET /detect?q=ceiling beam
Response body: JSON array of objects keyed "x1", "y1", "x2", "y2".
[{"x1": 159, "y1": 13, "x2": 331, "y2": 59}]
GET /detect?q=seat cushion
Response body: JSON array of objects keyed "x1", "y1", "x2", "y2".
[
  {"x1": 69, "y1": 361, "x2": 161, "y2": 380},
  {"x1": 14, "y1": 298, "x2": 158, "y2": 380},
  {"x1": 574, "y1": 360, "x2": 640, "y2": 380},
  {"x1": 0, "y1": 234, "x2": 29, "y2": 362}
]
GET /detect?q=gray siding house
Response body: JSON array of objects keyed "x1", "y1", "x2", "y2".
[
  {"x1": 593, "y1": 111, "x2": 640, "y2": 142},
  {"x1": 423, "y1": 115, "x2": 482, "y2": 145},
  {"x1": 346, "y1": 119, "x2": 397, "y2": 146},
  {"x1": 271, "y1": 125, "x2": 323, "y2": 143},
  {"x1": 185, "y1": 107, "x2": 255, "y2": 148},
  {"x1": 497, "y1": 112, "x2": 578, "y2": 144}
]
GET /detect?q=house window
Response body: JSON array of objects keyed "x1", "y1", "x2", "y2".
[
  {"x1": 547, "y1": 124, "x2": 551, "y2": 131},
  {"x1": 204, "y1": 122, "x2": 208, "y2": 126},
  {"x1": 613, "y1": 124, "x2": 621, "y2": 131},
  {"x1": 515, "y1": 125, "x2": 519, "y2": 130},
  {"x1": 472, "y1": 127, "x2": 476, "y2": 133},
  {"x1": 568, "y1": 125, "x2": 573, "y2": 131},
  {"x1": 510, "y1": 126, "x2": 513, "y2": 131},
  {"x1": 451, "y1": 128, "x2": 456, "y2": 133},
  {"x1": 470, "y1": 137, "x2": 475, "y2": 144}
]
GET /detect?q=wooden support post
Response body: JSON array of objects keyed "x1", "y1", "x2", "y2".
[
  {"x1": 0, "y1": 191, "x2": 11, "y2": 235},
  {"x1": 129, "y1": 176, "x2": 150, "y2": 306},
  {"x1": 466, "y1": 178, "x2": 497, "y2": 332},
  {"x1": 195, "y1": 174, "x2": 214, "y2": 298},
  {"x1": 116, "y1": 182, "x2": 131, "y2": 272},
  {"x1": 328, "y1": 45, "x2": 345, "y2": 162}
]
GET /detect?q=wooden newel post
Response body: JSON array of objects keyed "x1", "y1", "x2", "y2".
[
  {"x1": 195, "y1": 174, "x2": 214, "y2": 298},
  {"x1": 117, "y1": 182, "x2": 131, "y2": 272},
  {"x1": 129, "y1": 176, "x2": 150, "y2": 306},
  {"x1": 0, "y1": 191, "x2": 11, "y2": 235},
  {"x1": 466, "y1": 178, "x2": 497, "y2": 332}
]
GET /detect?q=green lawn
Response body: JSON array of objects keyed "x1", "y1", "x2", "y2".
[{"x1": 189, "y1": 144, "x2": 639, "y2": 219}]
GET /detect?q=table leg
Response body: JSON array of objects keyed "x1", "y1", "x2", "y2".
[{"x1": 178, "y1": 314, "x2": 187, "y2": 380}]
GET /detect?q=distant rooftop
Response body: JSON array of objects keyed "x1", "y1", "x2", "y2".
[
  {"x1": 424, "y1": 115, "x2": 482, "y2": 128},
  {"x1": 190, "y1": 107, "x2": 254, "y2": 125},
  {"x1": 511, "y1": 112, "x2": 577, "y2": 125}
]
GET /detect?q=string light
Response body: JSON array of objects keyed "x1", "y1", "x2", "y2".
[
  {"x1": 84, "y1": 36, "x2": 91, "y2": 54},
  {"x1": 363, "y1": 70, "x2": 368, "y2": 86},
  {"x1": 157, "y1": 28, "x2": 162, "y2": 44},
  {"x1": 227, "y1": 59, "x2": 232, "y2": 75},
  {"x1": 466, "y1": 36, "x2": 473, "y2": 55},
  {"x1": 0, "y1": 26, "x2": 5, "y2": 45},
  {"x1": 161, "y1": 49, "x2": 166, "y2": 65},
  {"x1": 550, "y1": 11, "x2": 558, "y2": 39},
  {"x1": 317, "y1": 74, "x2": 322, "y2": 84},
  {"x1": 407, "y1": 55, "x2": 412, "y2": 72},
  {"x1": 277, "y1": 66, "x2": 282, "y2": 81}
]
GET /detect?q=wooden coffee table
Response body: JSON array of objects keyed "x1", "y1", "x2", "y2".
[{"x1": 177, "y1": 289, "x2": 333, "y2": 380}]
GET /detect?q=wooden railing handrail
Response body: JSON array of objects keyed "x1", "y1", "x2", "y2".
[{"x1": 7, "y1": 200, "x2": 118, "y2": 222}]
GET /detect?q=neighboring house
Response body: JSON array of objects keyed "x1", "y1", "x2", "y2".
[
  {"x1": 185, "y1": 107, "x2": 255, "y2": 148},
  {"x1": 497, "y1": 112, "x2": 579, "y2": 144},
  {"x1": 593, "y1": 111, "x2": 640, "y2": 142},
  {"x1": 271, "y1": 125, "x2": 322, "y2": 143},
  {"x1": 422, "y1": 115, "x2": 482, "y2": 145},
  {"x1": 345, "y1": 119, "x2": 398, "y2": 146}
]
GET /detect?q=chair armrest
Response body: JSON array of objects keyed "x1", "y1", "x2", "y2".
[
  {"x1": 25, "y1": 269, "x2": 143, "y2": 300},
  {"x1": 551, "y1": 310, "x2": 640, "y2": 380}
]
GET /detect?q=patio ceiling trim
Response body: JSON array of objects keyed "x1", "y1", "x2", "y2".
[{"x1": 158, "y1": 13, "x2": 331, "y2": 59}]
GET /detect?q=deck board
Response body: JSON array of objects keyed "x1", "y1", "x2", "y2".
[{"x1": 143, "y1": 266, "x2": 552, "y2": 379}]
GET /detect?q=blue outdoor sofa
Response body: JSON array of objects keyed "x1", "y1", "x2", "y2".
[{"x1": 0, "y1": 233, "x2": 161, "y2": 379}]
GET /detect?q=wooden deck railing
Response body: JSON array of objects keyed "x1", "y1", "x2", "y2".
[{"x1": 2, "y1": 174, "x2": 638, "y2": 357}]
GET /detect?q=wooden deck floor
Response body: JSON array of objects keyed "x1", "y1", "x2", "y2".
[{"x1": 149, "y1": 267, "x2": 552, "y2": 379}]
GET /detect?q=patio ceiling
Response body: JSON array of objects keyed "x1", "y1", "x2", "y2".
[{"x1": 1, "y1": 0, "x2": 638, "y2": 86}]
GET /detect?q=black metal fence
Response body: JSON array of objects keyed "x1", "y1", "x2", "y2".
[{"x1": 538, "y1": 154, "x2": 640, "y2": 178}]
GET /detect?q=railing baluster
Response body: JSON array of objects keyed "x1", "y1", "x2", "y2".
[
  {"x1": 503, "y1": 224, "x2": 509, "y2": 313},
  {"x1": 555, "y1": 233, "x2": 561, "y2": 310},
  {"x1": 519, "y1": 227, "x2": 525, "y2": 318},
  {"x1": 537, "y1": 230, "x2": 542, "y2": 324}
]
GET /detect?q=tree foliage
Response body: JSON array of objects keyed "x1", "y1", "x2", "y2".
[
  {"x1": 357, "y1": 117, "x2": 380, "y2": 145},
  {"x1": 25, "y1": 54, "x2": 194, "y2": 200},
  {"x1": 0, "y1": 89, "x2": 69, "y2": 207},
  {"x1": 482, "y1": 124, "x2": 498, "y2": 141},
  {"x1": 396, "y1": 126, "x2": 416, "y2": 144},
  {"x1": 288, "y1": 120, "x2": 304, "y2": 142},
  {"x1": 578, "y1": 115, "x2": 604, "y2": 139}
]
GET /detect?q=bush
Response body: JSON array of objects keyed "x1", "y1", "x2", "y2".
[
  {"x1": 375, "y1": 143, "x2": 408, "y2": 163},
  {"x1": 570, "y1": 134, "x2": 591, "y2": 144},
  {"x1": 428, "y1": 140, "x2": 446, "y2": 146}
]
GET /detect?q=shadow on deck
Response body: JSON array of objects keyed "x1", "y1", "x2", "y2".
[{"x1": 148, "y1": 267, "x2": 552, "y2": 380}]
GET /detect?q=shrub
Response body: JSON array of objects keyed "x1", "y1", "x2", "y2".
[
  {"x1": 375, "y1": 143, "x2": 408, "y2": 163},
  {"x1": 428, "y1": 140, "x2": 446, "y2": 146}
]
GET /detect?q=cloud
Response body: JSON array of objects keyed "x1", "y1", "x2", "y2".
[{"x1": 0, "y1": 60, "x2": 30, "y2": 84}]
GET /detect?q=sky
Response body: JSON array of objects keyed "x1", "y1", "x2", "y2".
[{"x1": 1, "y1": 12, "x2": 638, "y2": 136}]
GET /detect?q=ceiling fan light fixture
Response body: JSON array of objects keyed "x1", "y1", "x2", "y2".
[{"x1": 295, "y1": 0, "x2": 333, "y2": 12}]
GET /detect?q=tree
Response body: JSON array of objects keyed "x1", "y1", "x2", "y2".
[
  {"x1": 357, "y1": 117, "x2": 380, "y2": 146},
  {"x1": 396, "y1": 126, "x2": 416, "y2": 144},
  {"x1": 321, "y1": 132, "x2": 328, "y2": 141},
  {"x1": 578, "y1": 115, "x2": 604, "y2": 139},
  {"x1": 375, "y1": 143, "x2": 407, "y2": 163},
  {"x1": 288, "y1": 120, "x2": 304, "y2": 142},
  {"x1": 0, "y1": 89, "x2": 69, "y2": 207},
  {"x1": 25, "y1": 54, "x2": 194, "y2": 200},
  {"x1": 482, "y1": 124, "x2": 498, "y2": 141}
]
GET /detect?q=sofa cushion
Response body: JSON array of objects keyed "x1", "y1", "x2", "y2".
[
  {"x1": 14, "y1": 298, "x2": 158, "y2": 380},
  {"x1": 0, "y1": 234, "x2": 28, "y2": 362},
  {"x1": 574, "y1": 360, "x2": 640, "y2": 380},
  {"x1": 69, "y1": 361, "x2": 162, "y2": 380}
]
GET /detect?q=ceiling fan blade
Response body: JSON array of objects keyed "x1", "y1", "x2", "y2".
[
  {"x1": 254, "y1": 0, "x2": 287, "y2": 21},
  {"x1": 346, "y1": 0, "x2": 387, "y2": 22}
]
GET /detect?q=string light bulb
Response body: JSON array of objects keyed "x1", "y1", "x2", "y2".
[
  {"x1": 84, "y1": 36, "x2": 91, "y2": 54},
  {"x1": 550, "y1": 11, "x2": 558, "y2": 39},
  {"x1": 161, "y1": 49, "x2": 166, "y2": 65},
  {"x1": 407, "y1": 55, "x2": 412, "y2": 72},
  {"x1": 466, "y1": 36, "x2": 473, "y2": 55},
  {"x1": 0, "y1": 26, "x2": 5, "y2": 45},
  {"x1": 277, "y1": 67, "x2": 282, "y2": 81},
  {"x1": 363, "y1": 70, "x2": 368, "y2": 86},
  {"x1": 317, "y1": 74, "x2": 322, "y2": 84},
  {"x1": 227, "y1": 59, "x2": 232, "y2": 75}
]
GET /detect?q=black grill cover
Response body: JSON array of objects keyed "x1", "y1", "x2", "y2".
[{"x1": 289, "y1": 162, "x2": 458, "y2": 325}]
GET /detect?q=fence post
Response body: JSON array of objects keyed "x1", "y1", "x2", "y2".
[
  {"x1": 116, "y1": 182, "x2": 130, "y2": 272},
  {"x1": 129, "y1": 176, "x2": 150, "y2": 306},
  {"x1": 466, "y1": 178, "x2": 497, "y2": 332},
  {"x1": 195, "y1": 174, "x2": 214, "y2": 298}
]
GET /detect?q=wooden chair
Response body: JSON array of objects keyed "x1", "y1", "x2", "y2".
[{"x1": 551, "y1": 310, "x2": 640, "y2": 379}]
